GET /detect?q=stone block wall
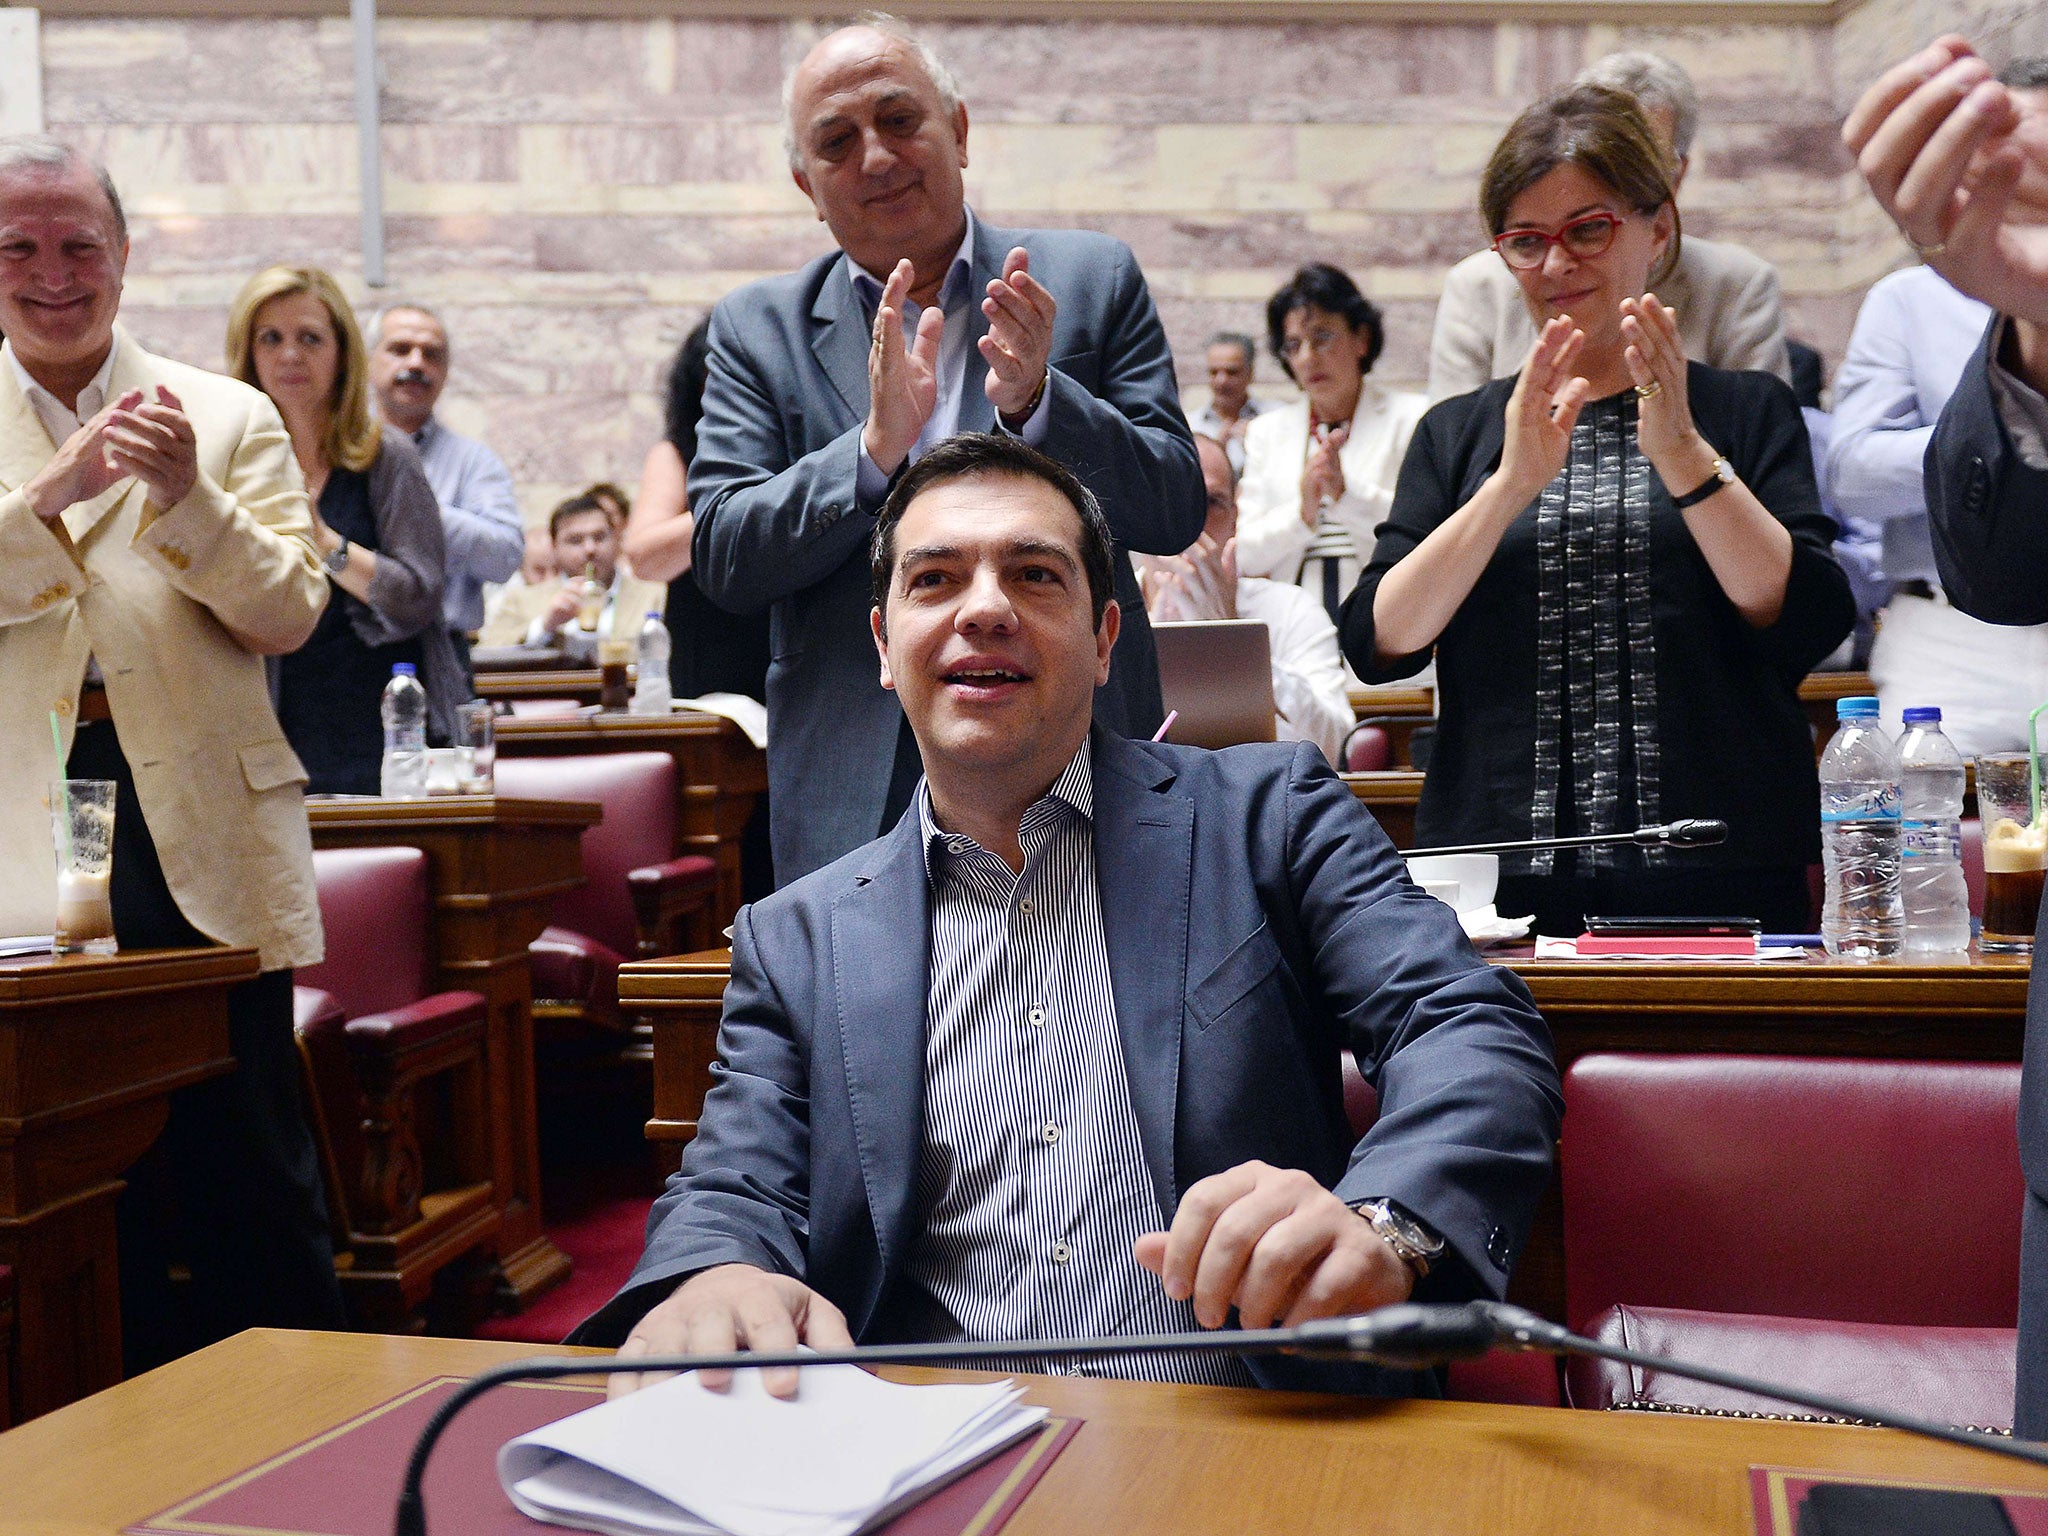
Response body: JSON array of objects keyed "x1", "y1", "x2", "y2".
[{"x1": 23, "y1": 4, "x2": 2033, "y2": 521}]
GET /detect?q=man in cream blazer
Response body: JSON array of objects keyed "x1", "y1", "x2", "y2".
[{"x1": 0, "y1": 137, "x2": 343, "y2": 1363}]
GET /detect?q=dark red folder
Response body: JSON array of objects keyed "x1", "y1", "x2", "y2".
[{"x1": 127, "y1": 1375, "x2": 1079, "y2": 1536}]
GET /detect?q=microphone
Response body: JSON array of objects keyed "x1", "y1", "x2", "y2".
[
  {"x1": 392, "y1": 1298, "x2": 2047, "y2": 1535},
  {"x1": 1406, "y1": 818, "x2": 1729, "y2": 859}
]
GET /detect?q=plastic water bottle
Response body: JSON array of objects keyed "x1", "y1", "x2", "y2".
[
  {"x1": 1897, "y1": 706, "x2": 1972, "y2": 954},
  {"x1": 379, "y1": 663, "x2": 429, "y2": 799},
  {"x1": 630, "y1": 610, "x2": 673, "y2": 716},
  {"x1": 1819, "y1": 696, "x2": 1903, "y2": 958}
]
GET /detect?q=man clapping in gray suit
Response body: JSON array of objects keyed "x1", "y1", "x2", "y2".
[{"x1": 690, "y1": 15, "x2": 1205, "y2": 886}]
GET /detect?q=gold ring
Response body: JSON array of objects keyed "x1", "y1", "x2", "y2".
[
  {"x1": 1911, "y1": 236, "x2": 1948, "y2": 259},
  {"x1": 1634, "y1": 380, "x2": 1663, "y2": 400}
]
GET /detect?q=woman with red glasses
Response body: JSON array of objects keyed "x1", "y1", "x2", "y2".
[{"x1": 1341, "y1": 85, "x2": 1854, "y2": 935}]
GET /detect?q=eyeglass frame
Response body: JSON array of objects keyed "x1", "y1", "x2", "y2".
[{"x1": 1490, "y1": 210, "x2": 1628, "y2": 271}]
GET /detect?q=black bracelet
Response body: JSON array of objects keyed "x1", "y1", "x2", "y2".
[{"x1": 1671, "y1": 460, "x2": 1735, "y2": 510}]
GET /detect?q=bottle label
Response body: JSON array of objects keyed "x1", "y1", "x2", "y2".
[
  {"x1": 1822, "y1": 808, "x2": 1901, "y2": 824},
  {"x1": 1900, "y1": 819, "x2": 1960, "y2": 859}
]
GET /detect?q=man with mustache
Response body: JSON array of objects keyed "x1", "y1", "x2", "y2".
[
  {"x1": 688, "y1": 15, "x2": 1205, "y2": 886},
  {"x1": 367, "y1": 303, "x2": 522, "y2": 682}
]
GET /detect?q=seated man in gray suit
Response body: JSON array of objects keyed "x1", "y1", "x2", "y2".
[
  {"x1": 1846, "y1": 33, "x2": 2048, "y2": 1439},
  {"x1": 690, "y1": 16, "x2": 1205, "y2": 886},
  {"x1": 1428, "y1": 51, "x2": 1790, "y2": 400},
  {"x1": 577, "y1": 433, "x2": 1563, "y2": 1400}
]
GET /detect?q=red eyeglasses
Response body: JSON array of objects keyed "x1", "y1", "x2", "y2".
[{"x1": 1491, "y1": 211, "x2": 1626, "y2": 270}]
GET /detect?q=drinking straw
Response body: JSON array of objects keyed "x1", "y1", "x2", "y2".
[
  {"x1": 1152, "y1": 710, "x2": 1178, "y2": 743},
  {"x1": 2031, "y1": 700, "x2": 2048, "y2": 825},
  {"x1": 49, "y1": 711, "x2": 71, "y2": 868}
]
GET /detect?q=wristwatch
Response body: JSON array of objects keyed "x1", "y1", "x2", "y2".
[
  {"x1": 1671, "y1": 455, "x2": 1737, "y2": 510},
  {"x1": 1350, "y1": 1198, "x2": 1444, "y2": 1280},
  {"x1": 323, "y1": 536, "x2": 350, "y2": 576}
]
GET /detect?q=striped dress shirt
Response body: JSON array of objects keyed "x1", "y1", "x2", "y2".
[{"x1": 904, "y1": 748, "x2": 1252, "y2": 1385}]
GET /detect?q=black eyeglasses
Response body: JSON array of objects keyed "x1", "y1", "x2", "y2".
[{"x1": 1491, "y1": 212, "x2": 1625, "y2": 271}]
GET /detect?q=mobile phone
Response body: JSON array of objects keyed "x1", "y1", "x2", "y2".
[{"x1": 1580, "y1": 915, "x2": 1762, "y2": 938}]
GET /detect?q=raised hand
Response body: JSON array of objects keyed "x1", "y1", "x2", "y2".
[
  {"x1": 1843, "y1": 36, "x2": 2048, "y2": 325},
  {"x1": 981, "y1": 247, "x2": 1057, "y2": 423},
  {"x1": 1496, "y1": 317, "x2": 1589, "y2": 503},
  {"x1": 1297, "y1": 423, "x2": 1350, "y2": 528},
  {"x1": 863, "y1": 259, "x2": 944, "y2": 478},
  {"x1": 1620, "y1": 294, "x2": 1711, "y2": 486},
  {"x1": 104, "y1": 385, "x2": 200, "y2": 510},
  {"x1": 22, "y1": 388, "x2": 143, "y2": 522}
]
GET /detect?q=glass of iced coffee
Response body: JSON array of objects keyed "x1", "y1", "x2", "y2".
[
  {"x1": 1976, "y1": 753, "x2": 2047, "y2": 953},
  {"x1": 50, "y1": 779, "x2": 117, "y2": 955}
]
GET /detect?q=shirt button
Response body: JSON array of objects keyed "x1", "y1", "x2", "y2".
[
  {"x1": 1019, "y1": 899, "x2": 1034, "y2": 915},
  {"x1": 1042, "y1": 1122, "x2": 1060, "y2": 1144},
  {"x1": 1051, "y1": 1241, "x2": 1071, "y2": 1264},
  {"x1": 1027, "y1": 1007, "x2": 1046, "y2": 1027}
]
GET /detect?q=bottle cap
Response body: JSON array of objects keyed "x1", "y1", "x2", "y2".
[
  {"x1": 1836, "y1": 696, "x2": 1879, "y2": 719},
  {"x1": 392, "y1": 663, "x2": 417, "y2": 677},
  {"x1": 1901, "y1": 706, "x2": 1942, "y2": 724}
]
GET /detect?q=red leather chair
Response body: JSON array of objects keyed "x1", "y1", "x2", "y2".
[
  {"x1": 1560, "y1": 1054, "x2": 2022, "y2": 1426},
  {"x1": 1342, "y1": 723, "x2": 1391, "y2": 773},
  {"x1": 1338, "y1": 1055, "x2": 1564, "y2": 1408},
  {"x1": 298, "y1": 846, "x2": 498, "y2": 1331},
  {"x1": 492, "y1": 753, "x2": 718, "y2": 1056}
]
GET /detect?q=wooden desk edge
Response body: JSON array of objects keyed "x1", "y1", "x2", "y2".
[
  {"x1": 0, "y1": 945, "x2": 261, "y2": 1004},
  {"x1": 305, "y1": 795, "x2": 603, "y2": 829}
]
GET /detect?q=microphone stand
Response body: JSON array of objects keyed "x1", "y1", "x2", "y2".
[
  {"x1": 1406, "y1": 819, "x2": 1730, "y2": 860},
  {"x1": 394, "y1": 1301, "x2": 2048, "y2": 1535}
]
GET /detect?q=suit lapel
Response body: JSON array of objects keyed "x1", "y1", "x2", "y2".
[
  {"x1": 829, "y1": 812, "x2": 933, "y2": 1277},
  {"x1": 1091, "y1": 733, "x2": 1192, "y2": 1217},
  {"x1": 811, "y1": 258, "x2": 872, "y2": 424}
]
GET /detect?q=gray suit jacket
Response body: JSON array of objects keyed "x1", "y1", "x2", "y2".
[
  {"x1": 1426, "y1": 233, "x2": 1791, "y2": 401},
  {"x1": 572, "y1": 733, "x2": 1563, "y2": 1396},
  {"x1": 689, "y1": 217, "x2": 1205, "y2": 884}
]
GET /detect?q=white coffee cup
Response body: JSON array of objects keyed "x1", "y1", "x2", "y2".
[{"x1": 1404, "y1": 853, "x2": 1499, "y2": 914}]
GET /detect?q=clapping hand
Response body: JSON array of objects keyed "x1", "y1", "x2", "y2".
[
  {"x1": 981, "y1": 247, "x2": 1057, "y2": 424},
  {"x1": 23, "y1": 388, "x2": 144, "y2": 522},
  {"x1": 1620, "y1": 294, "x2": 1712, "y2": 486},
  {"x1": 105, "y1": 385, "x2": 199, "y2": 510},
  {"x1": 1146, "y1": 533, "x2": 1239, "y2": 622},
  {"x1": 1297, "y1": 422, "x2": 1350, "y2": 528},
  {"x1": 1497, "y1": 317, "x2": 1590, "y2": 503},
  {"x1": 863, "y1": 258, "x2": 944, "y2": 478},
  {"x1": 1844, "y1": 36, "x2": 2048, "y2": 326}
]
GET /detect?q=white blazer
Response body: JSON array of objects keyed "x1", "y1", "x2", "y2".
[
  {"x1": 1234, "y1": 385, "x2": 1429, "y2": 593},
  {"x1": 0, "y1": 329, "x2": 328, "y2": 969}
]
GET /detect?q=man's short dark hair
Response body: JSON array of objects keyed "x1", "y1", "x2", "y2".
[
  {"x1": 2000, "y1": 56, "x2": 2048, "y2": 91},
  {"x1": 870, "y1": 433, "x2": 1117, "y2": 627},
  {"x1": 1205, "y1": 330, "x2": 1256, "y2": 365},
  {"x1": 548, "y1": 492, "x2": 611, "y2": 541}
]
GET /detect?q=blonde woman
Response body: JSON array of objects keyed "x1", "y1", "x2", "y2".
[{"x1": 227, "y1": 265, "x2": 456, "y2": 793}]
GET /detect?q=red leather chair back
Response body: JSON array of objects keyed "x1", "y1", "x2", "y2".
[
  {"x1": 1562, "y1": 1053, "x2": 2022, "y2": 1331},
  {"x1": 301, "y1": 847, "x2": 436, "y2": 1018},
  {"x1": 495, "y1": 752, "x2": 676, "y2": 956},
  {"x1": 1343, "y1": 725, "x2": 1391, "y2": 773}
]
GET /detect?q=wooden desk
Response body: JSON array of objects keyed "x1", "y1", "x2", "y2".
[
  {"x1": 307, "y1": 795, "x2": 599, "y2": 1309},
  {"x1": 7, "y1": 1328, "x2": 2048, "y2": 1534},
  {"x1": 621, "y1": 950, "x2": 739, "y2": 1155},
  {"x1": 0, "y1": 946, "x2": 256, "y2": 1422},
  {"x1": 496, "y1": 710, "x2": 768, "y2": 926},
  {"x1": 476, "y1": 666, "x2": 605, "y2": 706},
  {"x1": 1342, "y1": 770, "x2": 1424, "y2": 848}
]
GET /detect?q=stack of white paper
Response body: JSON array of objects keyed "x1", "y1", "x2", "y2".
[{"x1": 498, "y1": 1364, "x2": 1047, "y2": 1536}]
